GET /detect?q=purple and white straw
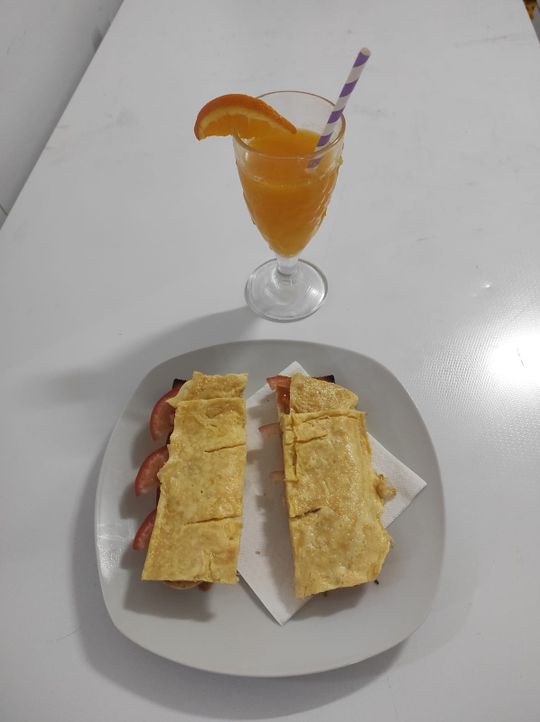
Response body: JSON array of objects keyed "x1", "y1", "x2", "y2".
[{"x1": 310, "y1": 48, "x2": 371, "y2": 166}]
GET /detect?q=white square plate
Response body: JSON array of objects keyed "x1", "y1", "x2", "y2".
[{"x1": 95, "y1": 340, "x2": 444, "y2": 677}]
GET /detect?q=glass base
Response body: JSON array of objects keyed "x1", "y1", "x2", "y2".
[{"x1": 245, "y1": 258, "x2": 328, "y2": 322}]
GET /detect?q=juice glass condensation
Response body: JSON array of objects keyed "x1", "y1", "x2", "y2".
[{"x1": 233, "y1": 91, "x2": 345, "y2": 321}]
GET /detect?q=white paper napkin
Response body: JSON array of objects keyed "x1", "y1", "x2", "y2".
[{"x1": 237, "y1": 362, "x2": 427, "y2": 625}]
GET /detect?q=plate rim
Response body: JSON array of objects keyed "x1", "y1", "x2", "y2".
[{"x1": 94, "y1": 339, "x2": 445, "y2": 677}]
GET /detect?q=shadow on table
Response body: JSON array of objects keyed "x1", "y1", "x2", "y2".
[{"x1": 49, "y1": 305, "x2": 258, "y2": 417}]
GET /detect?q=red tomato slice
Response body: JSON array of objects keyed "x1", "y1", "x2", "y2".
[
  {"x1": 132, "y1": 509, "x2": 157, "y2": 550},
  {"x1": 134, "y1": 446, "x2": 168, "y2": 496},
  {"x1": 266, "y1": 375, "x2": 291, "y2": 390},
  {"x1": 277, "y1": 386, "x2": 290, "y2": 413},
  {"x1": 149, "y1": 380, "x2": 185, "y2": 440}
]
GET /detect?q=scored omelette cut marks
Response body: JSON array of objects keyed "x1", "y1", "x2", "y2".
[
  {"x1": 280, "y1": 374, "x2": 393, "y2": 598},
  {"x1": 142, "y1": 373, "x2": 247, "y2": 585}
]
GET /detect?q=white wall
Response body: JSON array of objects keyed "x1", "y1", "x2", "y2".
[{"x1": 0, "y1": 0, "x2": 123, "y2": 222}]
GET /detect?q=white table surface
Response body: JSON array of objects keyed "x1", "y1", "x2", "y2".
[{"x1": 2, "y1": 0, "x2": 540, "y2": 719}]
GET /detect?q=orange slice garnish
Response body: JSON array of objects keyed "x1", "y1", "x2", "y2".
[{"x1": 194, "y1": 94, "x2": 297, "y2": 140}]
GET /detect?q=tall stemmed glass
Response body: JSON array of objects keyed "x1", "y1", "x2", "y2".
[{"x1": 233, "y1": 91, "x2": 345, "y2": 322}]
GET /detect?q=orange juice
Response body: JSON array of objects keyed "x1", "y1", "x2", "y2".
[{"x1": 236, "y1": 129, "x2": 342, "y2": 257}]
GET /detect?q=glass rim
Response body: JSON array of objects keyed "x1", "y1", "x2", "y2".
[{"x1": 232, "y1": 90, "x2": 346, "y2": 160}]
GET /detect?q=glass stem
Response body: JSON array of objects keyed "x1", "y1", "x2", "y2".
[{"x1": 276, "y1": 254, "x2": 299, "y2": 281}]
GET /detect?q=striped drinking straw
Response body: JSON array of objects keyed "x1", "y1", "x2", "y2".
[{"x1": 309, "y1": 48, "x2": 371, "y2": 167}]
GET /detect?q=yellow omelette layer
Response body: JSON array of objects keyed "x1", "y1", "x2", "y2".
[
  {"x1": 281, "y1": 376, "x2": 392, "y2": 598},
  {"x1": 289, "y1": 373, "x2": 358, "y2": 413},
  {"x1": 170, "y1": 370, "x2": 247, "y2": 402},
  {"x1": 142, "y1": 373, "x2": 247, "y2": 584}
]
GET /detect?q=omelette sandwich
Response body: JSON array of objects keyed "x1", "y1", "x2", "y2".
[
  {"x1": 271, "y1": 373, "x2": 395, "y2": 598},
  {"x1": 134, "y1": 371, "x2": 247, "y2": 588}
]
